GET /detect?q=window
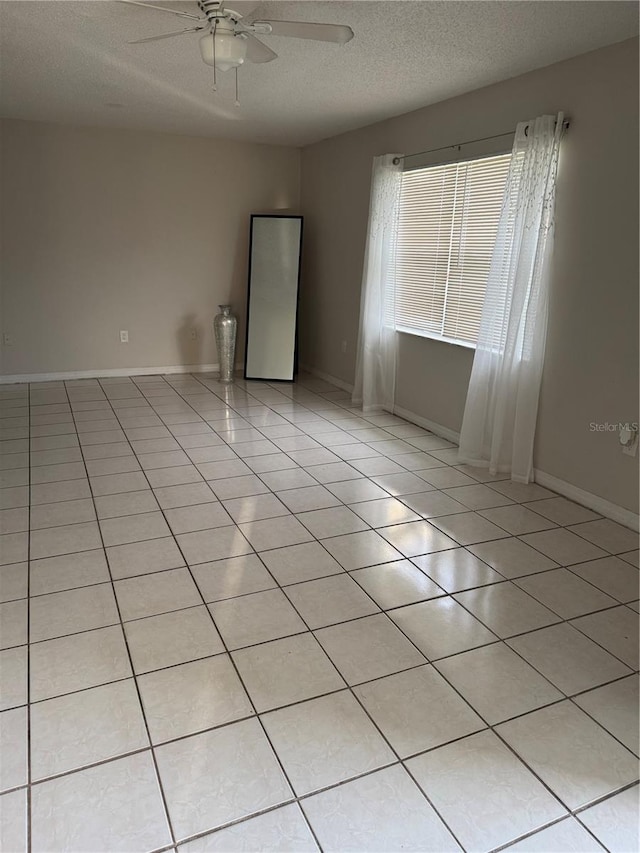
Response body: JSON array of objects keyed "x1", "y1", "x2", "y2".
[{"x1": 393, "y1": 152, "x2": 512, "y2": 346}]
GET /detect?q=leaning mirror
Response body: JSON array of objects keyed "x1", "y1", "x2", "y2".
[{"x1": 244, "y1": 215, "x2": 303, "y2": 382}]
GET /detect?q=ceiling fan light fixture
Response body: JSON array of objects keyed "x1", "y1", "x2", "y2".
[{"x1": 199, "y1": 31, "x2": 247, "y2": 72}]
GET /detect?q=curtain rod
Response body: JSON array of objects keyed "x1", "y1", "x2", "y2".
[{"x1": 392, "y1": 119, "x2": 570, "y2": 165}]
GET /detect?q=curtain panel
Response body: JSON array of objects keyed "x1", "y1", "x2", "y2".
[
  {"x1": 458, "y1": 113, "x2": 564, "y2": 482},
  {"x1": 352, "y1": 154, "x2": 403, "y2": 413}
]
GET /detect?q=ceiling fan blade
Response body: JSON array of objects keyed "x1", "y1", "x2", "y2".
[
  {"x1": 252, "y1": 20, "x2": 354, "y2": 44},
  {"x1": 118, "y1": 1, "x2": 204, "y2": 22},
  {"x1": 243, "y1": 34, "x2": 278, "y2": 64},
  {"x1": 128, "y1": 25, "x2": 206, "y2": 43}
]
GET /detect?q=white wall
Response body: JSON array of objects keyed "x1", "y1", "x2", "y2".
[
  {"x1": 300, "y1": 38, "x2": 639, "y2": 515},
  {"x1": 0, "y1": 119, "x2": 300, "y2": 376}
]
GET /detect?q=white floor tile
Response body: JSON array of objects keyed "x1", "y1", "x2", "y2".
[
  {"x1": 156, "y1": 718, "x2": 292, "y2": 841},
  {"x1": 413, "y1": 548, "x2": 504, "y2": 592},
  {"x1": 210, "y1": 588, "x2": 307, "y2": 649},
  {"x1": 232, "y1": 632, "x2": 345, "y2": 712},
  {"x1": 522, "y1": 497, "x2": 600, "y2": 526},
  {"x1": 389, "y1": 597, "x2": 497, "y2": 660},
  {"x1": 478, "y1": 504, "x2": 557, "y2": 535},
  {"x1": 569, "y1": 555, "x2": 640, "y2": 603},
  {"x1": 568, "y1": 519, "x2": 638, "y2": 554},
  {"x1": 30, "y1": 583, "x2": 119, "y2": 641},
  {"x1": 571, "y1": 605, "x2": 639, "y2": 668},
  {"x1": 0, "y1": 600, "x2": 27, "y2": 649},
  {"x1": 124, "y1": 605, "x2": 224, "y2": 673},
  {"x1": 239, "y1": 515, "x2": 313, "y2": 550},
  {"x1": 0, "y1": 789, "x2": 27, "y2": 853},
  {"x1": 177, "y1": 526, "x2": 253, "y2": 564},
  {"x1": 302, "y1": 765, "x2": 459, "y2": 852},
  {"x1": 30, "y1": 550, "x2": 109, "y2": 596},
  {"x1": 106, "y1": 536, "x2": 185, "y2": 579},
  {"x1": 442, "y1": 483, "x2": 514, "y2": 510},
  {"x1": 30, "y1": 626, "x2": 132, "y2": 705},
  {"x1": 400, "y1": 491, "x2": 468, "y2": 519},
  {"x1": 192, "y1": 553, "x2": 276, "y2": 601},
  {"x1": 31, "y1": 751, "x2": 171, "y2": 853},
  {"x1": 138, "y1": 654, "x2": 252, "y2": 743},
  {"x1": 30, "y1": 679, "x2": 148, "y2": 780},
  {"x1": 0, "y1": 706, "x2": 27, "y2": 791},
  {"x1": 351, "y1": 559, "x2": 444, "y2": 608},
  {"x1": 296, "y1": 505, "x2": 370, "y2": 539},
  {"x1": 378, "y1": 520, "x2": 458, "y2": 557},
  {"x1": 519, "y1": 528, "x2": 608, "y2": 565},
  {"x1": 0, "y1": 646, "x2": 27, "y2": 710},
  {"x1": 258, "y1": 541, "x2": 344, "y2": 586},
  {"x1": 579, "y1": 786, "x2": 640, "y2": 852},
  {"x1": 115, "y1": 568, "x2": 201, "y2": 621},
  {"x1": 165, "y1": 502, "x2": 234, "y2": 534},
  {"x1": 0, "y1": 562, "x2": 27, "y2": 602},
  {"x1": 515, "y1": 567, "x2": 617, "y2": 618},
  {"x1": 455, "y1": 583, "x2": 560, "y2": 638},
  {"x1": 574, "y1": 675, "x2": 639, "y2": 756},
  {"x1": 262, "y1": 691, "x2": 395, "y2": 795},
  {"x1": 435, "y1": 642, "x2": 562, "y2": 723},
  {"x1": 315, "y1": 613, "x2": 426, "y2": 684},
  {"x1": 468, "y1": 537, "x2": 559, "y2": 578},
  {"x1": 407, "y1": 729, "x2": 567, "y2": 852},
  {"x1": 322, "y1": 530, "x2": 403, "y2": 570},
  {"x1": 508, "y1": 622, "x2": 632, "y2": 695},
  {"x1": 222, "y1": 493, "x2": 291, "y2": 524},
  {"x1": 284, "y1": 574, "x2": 379, "y2": 628},
  {"x1": 354, "y1": 664, "x2": 484, "y2": 757},
  {"x1": 497, "y1": 701, "x2": 639, "y2": 809}
]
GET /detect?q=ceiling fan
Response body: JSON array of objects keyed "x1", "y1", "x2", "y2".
[{"x1": 122, "y1": 1, "x2": 354, "y2": 77}]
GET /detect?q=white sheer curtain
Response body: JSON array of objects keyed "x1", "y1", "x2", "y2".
[
  {"x1": 352, "y1": 154, "x2": 403, "y2": 412},
  {"x1": 458, "y1": 113, "x2": 564, "y2": 482}
]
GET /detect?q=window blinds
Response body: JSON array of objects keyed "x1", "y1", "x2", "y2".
[{"x1": 394, "y1": 152, "x2": 512, "y2": 345}]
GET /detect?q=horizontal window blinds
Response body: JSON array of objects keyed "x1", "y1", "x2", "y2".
[{"x1": 394, "y1": 152, "x2": 512, "y2": 345}]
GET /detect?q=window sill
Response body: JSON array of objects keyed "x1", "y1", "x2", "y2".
[{"x1": 394, "y1": 325, "x2": 477, "y2": 350}]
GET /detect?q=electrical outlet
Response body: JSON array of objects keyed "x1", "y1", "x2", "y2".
[
  {"x1": 190, "y1": 328, "x2": 198, "y2": 341},
  {"x1": 120, "y1": 330, "x2": 129, "y2": 343},
  {"x1": 341, "y1": 340, "x2": 347, "y2": 354},
  {"x1": 2, "y1": 334, "x2": 12, "y2": 346}
]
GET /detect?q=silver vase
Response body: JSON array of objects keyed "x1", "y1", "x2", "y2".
[{"x1": 213, "y1": 305, "x2": 237, "y2": 384}]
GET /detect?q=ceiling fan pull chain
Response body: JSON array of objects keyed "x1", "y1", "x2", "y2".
[{"x1": 235, "y1": 67, "x2": 240, "y2": 107}]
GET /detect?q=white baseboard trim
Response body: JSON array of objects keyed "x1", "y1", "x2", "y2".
[
  {"x1": 0, "y1": 364, "x2": 222, "y2": 384},
  {"x1": 299, "y1": 364, "x2": 354, "y2": 394},
  {"x1": 391, "y1": 404, "x2": 461, "y2": 445},
  {"x1": 534, "y1": 469, "x2": 639, "y2": 533}
]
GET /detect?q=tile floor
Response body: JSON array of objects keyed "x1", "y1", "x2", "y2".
[{"x1": 0, "y1": 371, "x2": 638, "y2": 853}]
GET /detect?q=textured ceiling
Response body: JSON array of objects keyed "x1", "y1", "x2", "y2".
[{"x1": 0, "y1": 1, "x2": 637, "y2": 146}]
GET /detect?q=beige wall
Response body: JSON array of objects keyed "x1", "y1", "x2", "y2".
[
  {"x1": 300, "y1": 38, "x2": 639, "y2": 514},
  {"x1": 0, "y1": 119, "x2": 300, "y2": 376}
]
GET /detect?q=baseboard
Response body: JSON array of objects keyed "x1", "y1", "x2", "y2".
[
  {"x1": 391, "y1": 404, "x2": 461, "y2": 445},
  {"x1": 0, "y1": 364, "x2": 225, "y2": 384},
  {"x1": 534, "y1": 469, "x2": 639, "y2": 533},
  {"x1": 299, "y1": 363, "x2": 354, "y2": 394}
]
